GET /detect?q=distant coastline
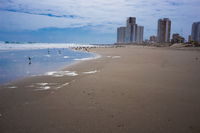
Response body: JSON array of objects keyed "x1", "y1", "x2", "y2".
[{"x1": 4, "y1": 41, "x2": 36, "y2": 44}]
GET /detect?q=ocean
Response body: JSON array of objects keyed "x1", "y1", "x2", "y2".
[{"x1": 0, "y1": 42, "x2": 98, "y2": 84}]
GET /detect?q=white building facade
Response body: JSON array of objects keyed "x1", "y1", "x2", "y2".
[{"x1": 117, "y1": 27, "x2": 126, "y2": 43}]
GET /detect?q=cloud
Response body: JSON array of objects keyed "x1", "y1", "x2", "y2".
[
  {"x1": 0, "y1": 0, "x2": 132, "y2": 32},
  {"x1": 0, "y1": 0, "x2": 200, "y2": 41}
]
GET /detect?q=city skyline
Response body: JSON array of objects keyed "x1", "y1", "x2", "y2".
[{"x1": 0, "y1": 0, "x2": 200, "y2": 44}]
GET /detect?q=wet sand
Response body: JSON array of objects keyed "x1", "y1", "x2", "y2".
[{"x1": 0, "y1": 46, "x2": 200, "y2": 133}]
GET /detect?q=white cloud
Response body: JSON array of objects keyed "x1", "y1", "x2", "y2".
[{"x1": 0, "y1": 0, "x2": 200, "y2": 39}]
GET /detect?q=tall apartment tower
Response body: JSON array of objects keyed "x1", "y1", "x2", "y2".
[
  {"x1": 125, "y1": 17, "x2": 143, "y2": 43},
  {"x1": 117, "y1": 17, "x2": 144, "y2": 44},
  {"x1": 137, "y1": 26, "x2": 144, "y2": 43},
  {"x1": 191, "y1": 22, "x2": 200, "y2": 43},
  {"x1": 125, "y1": 17, "x2": 137, "y2": 43},
  {"x1": 157, "y1": 18, "x2": 171, "y2": 43},
  {"x1": 117, "y1": 27, "x2": 126, "y2": 43}
]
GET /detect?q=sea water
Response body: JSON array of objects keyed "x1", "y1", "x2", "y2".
[{"x1": 0, "y1": 43, "x2": 97, "y2": 84}]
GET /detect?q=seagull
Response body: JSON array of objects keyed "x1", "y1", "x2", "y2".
[{"x1": 28, "y1": 57, "x2": 31, "y2": 65}]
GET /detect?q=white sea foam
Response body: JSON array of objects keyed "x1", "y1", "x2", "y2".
[
  {"x1": 63, "y1": 56, "x2": 69, "y2": 58},
  {"x1": 35, "y1": 83, "x2": 57, "y2": 86},
  {"x1": 36, "y1": 83, "x2": 49, "y2": 86},
  {"x1": 34, "y1": 86, "x2": 51, "y2": 91},
  {"x1": 44, "y1": 72, "x2": 55, "y2": 76},
  {"x1": 0, "y1": 43, "x2": 95, "y2": 50},
  {"x1": 44, "y1": 71, "x2": 78, "y2": 77},
  {"x1": 74, "y1": 58, "x2": 93, "y2": 61},
  {"x1": 27, "y1": 85, "x2": 35, "y2": 87},
  {"x1": 74, "y1": 55, "x2": 101, "y2": 61},
  {"x1": 83, "y1": 70, "x2": 99, "y2": 74},
  {"x1": 45, "y1": 54, "x2": 51, "y2": 57},
  {"x1": 55, "y1": 83, "x2": 69, "y2": 90},
  {"x1": 30, "y1": 82, "x2": 59, "y2": 91},
  {"x1": 64, "y1": 71, "x2": 78, "y2": 76},
  {"x1": 62, "y1": 83, "x2": 69, "y2": 86},
  {"x1": 112, "y1": 56, "x2": 121, "y2": 59},
  {"x1": 43, "y1": 86, "x2": 50, "y2": 90},
  {"x1": 8, "y1": 86, "x2": 17, "y2": 89}
]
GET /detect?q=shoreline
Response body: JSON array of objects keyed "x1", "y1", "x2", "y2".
[
  {"x1": 0, "y1": 46, "x2": 200, "y2": 133},
  {"x1": 0, "y1": 47, "x2": 99, "y2": 85}
]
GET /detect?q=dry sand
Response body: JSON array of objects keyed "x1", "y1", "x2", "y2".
[{"x1": 0, "y1": 46, "x2": 200, "y2": 133}]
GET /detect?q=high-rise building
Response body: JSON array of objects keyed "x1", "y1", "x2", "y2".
[
  {"x1": 157, "y1": 18, "x2": 171, "y2": 43},
  {"x1": 117, "y1": 27, "x2": 126, "y2": 43},
  {"x1": 191, "y1": 22, "x2": 200, "y2": 43},
  {"x1": 149, "y1": 35, "x2": 157, "y2": 43},
  {"x1": 125, "y1": 17, "x2": 137, "y2": 43},
  {"x1": 125, "y1": 17, "x2": 143, "y2": 43},
  {"x1": 117, "y1": 17, "x2": 144, "y2": 44},
  {"x1": 137, "y1": 26, "x2": 144, "y2": 43}
]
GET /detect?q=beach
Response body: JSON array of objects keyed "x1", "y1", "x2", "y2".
[{"x1": 0, "y1": 45, "x2": 200, "y2": 133}]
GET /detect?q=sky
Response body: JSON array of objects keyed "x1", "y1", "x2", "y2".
[{"x1": 0, "y1": 0, "x2": 200, "y2": 44}]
